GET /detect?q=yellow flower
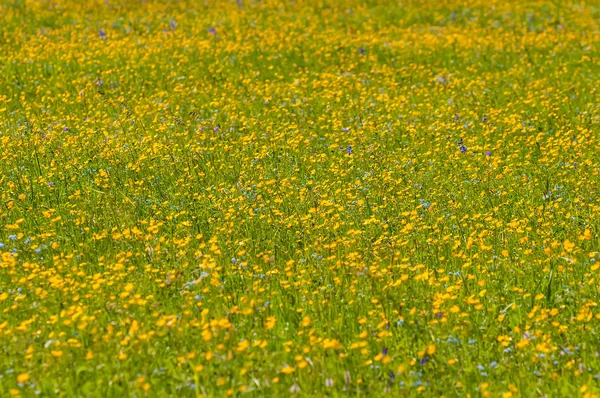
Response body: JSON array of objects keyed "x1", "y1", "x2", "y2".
[
  {"x1": 50, "y1": 350, "x2": 63, "y2": 358},
  {"x1": 236, "y1": 340, "x2": 249, "y2": 352},
  {"x1": 128, "y1": 320, "x2": 139, "y2": 336},
  {"x1": 17, "y1": 373, "x2": 29, "y2": 383},
  {"x1": 265, "y1": 316, "x2": 276, "y2": 329},
  {"x1": 516, "y1": 339, "x2": 530, "y2": 349},
  {"x1": 564, "y1": 240, "x2": 575, "y2": 253}
]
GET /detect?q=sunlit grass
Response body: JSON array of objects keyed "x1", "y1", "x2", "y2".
[{"x1": 1, "y1": 0, "x2": 600, "y2": 396}]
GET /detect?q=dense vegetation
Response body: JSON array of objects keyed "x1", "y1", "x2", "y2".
[{"x1": 1, "y1": 0, "x2": 600, "y2": 396}]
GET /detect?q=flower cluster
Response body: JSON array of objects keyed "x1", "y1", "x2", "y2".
[{"x1": 1, "y1": 0, "x2": 600, "y2": 396}]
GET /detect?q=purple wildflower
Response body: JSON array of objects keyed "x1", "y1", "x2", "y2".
[
  {"x1": 389, "y1": 371, "x2": 395, "y2": 382},
  {"x1": 99, "y1": 29, "x2": 107, "y2": 40},
  {"x1": 347, "y1": 145, "x2": 353, "y2": 155},
  {"x1": 359, "y1": 47, "x2": 366, "y2": 55},
  {"x1": 382, "y1": 348, "x2": 388, "y2": 356},
  {"x1": 170, "y1": 21, "x2": 177, "y2": 30},
  {"x1": 208, "y1": 26, "x2": 217, "y2": 35},
  {"x1": 95, "y1": 78, "x2": 103, "y2": 86},
  {"x1": 342, "y1": 127, "x2": 350, "y2": 133},
  {"x1": 434, "y1": 312, "x2": 444, "y2": 319},
  {"x1": 459, "y1": 145, "x2": 467, "y2": 153},
  {"x1": 420, "y1": 357, "x2": 429, "y2": 365},
  {"x1": 482, "y1": 114, "x2": 488, "y2": 123},
  {"x1": 63, "y1": 127, "x2": 69, "y2": 132},
  {"x1": 486, "y1": 151, "x2": 492, "y2": 157}
]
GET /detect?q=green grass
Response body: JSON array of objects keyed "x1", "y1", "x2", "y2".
[{"x1": 1, "y1": 0, "x2": 600, "y2": 396}]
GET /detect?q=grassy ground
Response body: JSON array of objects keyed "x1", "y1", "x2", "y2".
[{"x1": 1, "y1": 0, "x2": 600, "y2": 396}]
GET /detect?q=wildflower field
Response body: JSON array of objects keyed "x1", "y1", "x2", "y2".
[{"x1": 2, "y1": 0, "x2": 600, "y2": 396}]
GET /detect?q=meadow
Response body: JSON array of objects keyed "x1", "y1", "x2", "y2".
[{"x1": 1, "y1": 0, "x2": 600, "y2": 396}]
